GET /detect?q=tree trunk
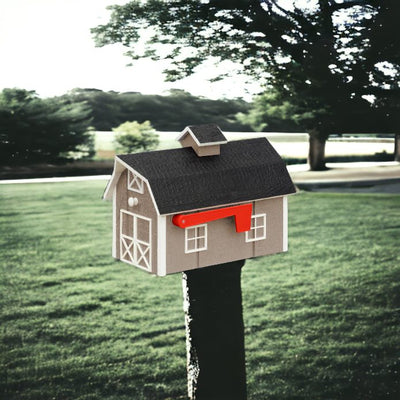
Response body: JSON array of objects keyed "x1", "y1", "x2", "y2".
[
  {"x1": 308, "y1": 134, "x2": 328, "y2": 171},
  {"x1": 395, "y1": 134, "x2": 400, "y2": 162},
  {"x1": 182, "y1": 260, "x2": 247, "y2": 400}
]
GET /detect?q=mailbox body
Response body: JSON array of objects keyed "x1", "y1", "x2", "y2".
[{"x1": 103, "y1": 125, "x2": 296, "y2": 275}]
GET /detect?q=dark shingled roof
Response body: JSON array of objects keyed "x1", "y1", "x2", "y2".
[
  {"x1": 118, "y1": 137, "x2": 296, "y2": 215},
  {"x1": 186, "y1": 124, "x2": 227, "y2": 144}
]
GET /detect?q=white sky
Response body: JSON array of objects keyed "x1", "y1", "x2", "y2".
[{"x1": 0, "y1": 0, "x2": 261, "y2": 99}]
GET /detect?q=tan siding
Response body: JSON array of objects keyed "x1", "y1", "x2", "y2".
[
  {"x1": 179, "y1": 134, "x2": 195, "y2": 149},
  {"x1": 196, "y1": 145, "x2": 220, "y2": 157},
  {"x1": 165, "y1": 215, "x2": 198, "y2": 273},
  {"x1": 164, "y1": 197, "x2": 286, "y2": 274},
  {"x1": 254, "y1": 197, "x2": 284, "y2": 257},
  {"x1": 199, "y1": 215, "x2": 253, "y2": 267}
]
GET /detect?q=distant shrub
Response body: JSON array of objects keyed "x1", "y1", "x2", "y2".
[{"x1": 113, "y1": 120, "x2": 159, "y2": 154}]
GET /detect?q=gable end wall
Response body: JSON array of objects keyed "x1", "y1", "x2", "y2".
[{"x1": 115, "y1": 169, "x2": 158, "y2": 274}]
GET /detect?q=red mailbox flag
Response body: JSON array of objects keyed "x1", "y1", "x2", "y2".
[{"x1": 172, "y1": 203, "x2": 253, "y2": 233}]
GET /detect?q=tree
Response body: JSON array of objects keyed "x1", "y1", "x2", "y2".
[
  {"x1": 0, "y1": 88, "x2": 93, "y2": 165},
  {"x1": 92, "y1": 0, "x2": 400, "y2": 170},
  {"x1": 113, "y1": 120, "x2": 159, "y2": 153},
  {"x1": 353, "y1": 0, "x2": 400, "y2": 162},
  {"x1": 62, "y1": 88, "x2": 123, "y2": 131},
  {"x1": 237, "y1": 89, "x2": 301, "y2": 132}
]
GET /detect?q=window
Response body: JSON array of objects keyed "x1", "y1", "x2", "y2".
[
  {"x1": 185, "y1": 224, "x2": 207, "y2": 253},
  {"x1": 246, "y1": 214, "x2": 266, "y2": 242},
  {"x1": 127, "y1": 170, "x2": 144, "y2": 194}
]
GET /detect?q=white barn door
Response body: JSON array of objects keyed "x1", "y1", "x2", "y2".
[{"x1": 120, "y1": 210, "x2": 152, "y2": 271}]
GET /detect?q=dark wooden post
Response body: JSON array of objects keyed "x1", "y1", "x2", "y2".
[
  {"x1": 182, "y1": 260, "x2": 247, "y2": 400},
  {"x1": 395, "y1": 133, "x2": 400, "y2": 162}
]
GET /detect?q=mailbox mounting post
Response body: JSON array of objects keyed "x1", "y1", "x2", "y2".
[{"x1": 182, "y1": 260, "x2": 247, "y2": 400}]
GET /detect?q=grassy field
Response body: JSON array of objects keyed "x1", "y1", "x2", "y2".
[{"x1": 1, "y1": 181, "x2": 399, "y2": 400}]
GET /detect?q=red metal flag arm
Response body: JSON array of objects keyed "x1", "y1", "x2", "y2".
[{"x1": 172, "y1": 203, "x2": 253, "y2": 233}]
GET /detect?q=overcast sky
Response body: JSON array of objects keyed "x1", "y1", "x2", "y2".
[{"x1": 0, "y1": 0, "x2": 261, "y2": 99}]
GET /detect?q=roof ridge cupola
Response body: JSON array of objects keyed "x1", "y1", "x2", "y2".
[{"x1": 176, "y1": 123, "x2": 227, "y2": 157}]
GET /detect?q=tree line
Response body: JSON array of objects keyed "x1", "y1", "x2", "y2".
[
  {"x1": 62, "y1": 88, "x2": 253, "y2": 131},
  {"x1": 0, "y1": 87, "x2": 259, "y2": 166}
]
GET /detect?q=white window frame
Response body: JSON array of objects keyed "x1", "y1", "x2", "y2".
[
  {"x1": 185, "y1": 224, "x2": 208, "y2": 254},
  {"x1": 127, "y1": 170, "x2": 144, "y2": 194},
  {"x1": 246, "y1": 213, "x2": 267, "y2": 242}
]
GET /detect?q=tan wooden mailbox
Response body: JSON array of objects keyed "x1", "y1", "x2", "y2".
[{"x1": 103, "y1": 124, "x2": 296, "y2": 275}]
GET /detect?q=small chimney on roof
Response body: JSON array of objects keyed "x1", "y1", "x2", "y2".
[{"x1": 177, "y1": 124, "x2": 227, "y2": 157}]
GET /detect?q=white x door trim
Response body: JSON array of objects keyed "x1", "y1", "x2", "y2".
[{"x1": 120, "y1": 210, "x2": 152, "y2": 271}]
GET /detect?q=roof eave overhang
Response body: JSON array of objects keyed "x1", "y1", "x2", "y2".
[{"x1": 103, "y1": 157, "x2": 124, "y2": 201}]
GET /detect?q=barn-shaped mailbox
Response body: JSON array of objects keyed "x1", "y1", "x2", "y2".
[{"x1": 103, "y1": 124, "x2": 296, "y2": 276}]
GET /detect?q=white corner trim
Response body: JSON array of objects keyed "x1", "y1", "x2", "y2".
[
  {"x1": 157, "y1": 215, "x2": 167, "y2": 276},
  {"x1": 283, "y1": 196, "x2": 288, "y2": 252},
  {"x1": 103, "y1": 158, "x2": 123, "y2": 201},
  {"x1": 112, "y1": 188, "x2": 117, "y2": 258}
]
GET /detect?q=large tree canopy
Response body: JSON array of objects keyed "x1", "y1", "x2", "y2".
[{"x1": 93, "y1": 0, "x2": 400, "y2": 169}]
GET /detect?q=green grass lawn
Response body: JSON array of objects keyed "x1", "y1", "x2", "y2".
[{"x1": 1, "y1": 182, "x2": 399, "y2": 400}]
